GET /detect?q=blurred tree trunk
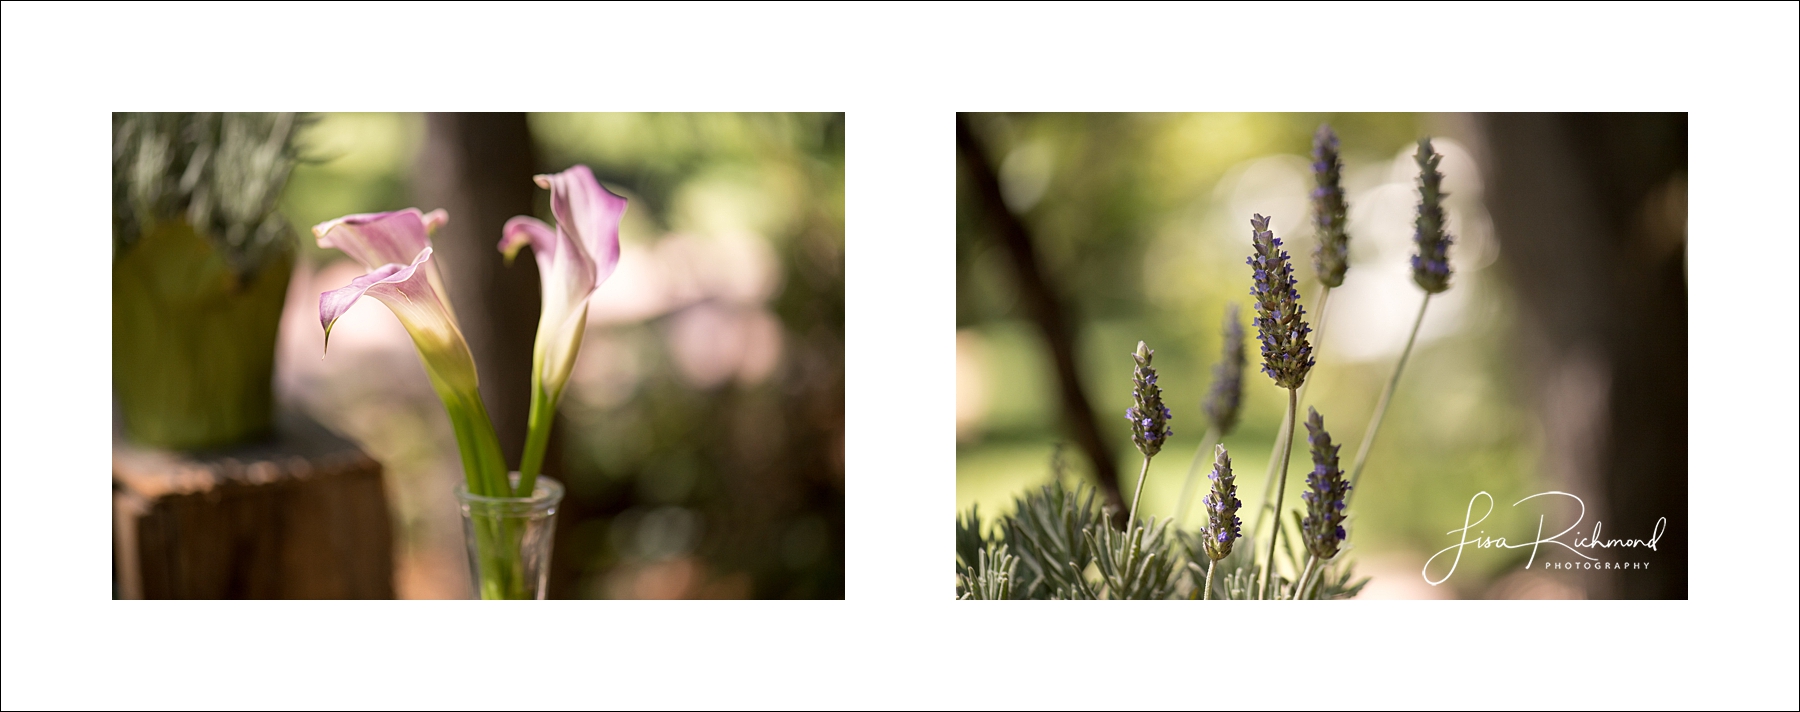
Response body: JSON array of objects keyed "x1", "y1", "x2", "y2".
[
  {"x1": 957, "y1": 114, "x2": 1125, "y2": 520},
  {"x1": 1475, "y1": 112, "x2": 1687, "y2": 599},
  {"x1": 414, "y1": 113, "x2": 555, "y2": 474}
]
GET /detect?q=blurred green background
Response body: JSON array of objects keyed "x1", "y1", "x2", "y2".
[
  {"x1": 957, "y1": 113, "x2": 1567, "y2": 599},
  {"x1": 278, "y1": 113, "x2": 843, "y2": 598}
]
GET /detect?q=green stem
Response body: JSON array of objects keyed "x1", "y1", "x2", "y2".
[
  {"x1": 1292, "y1": 555, "x2": 1318, "y2": 600},
  {"x1": 1203, "y1": 557, "x2": 1216, "y2": 601},
  {"x1": 516, "y1": 384, "x2": 558, "y2": 497},
  {"x1": 1259, "y1": 388, "x2": 1299, "y2": 600},
  {"x1": 472, "y1": 513, "x2": 530, "y2": 599},
  {"x1": 1253, "y1": 286, "x2": 1331, "y2": 546},
  {"x1": 443, "y1": 389, "x2": 508, "y2": 497},
  {"x1": 1346, "y1": 292, "x2": 1431, "y2": 502},
  {"x1": 1125, "y1": 454, "x2": 1152, "y2": 530},
  {"x1": 1172, "y1": 425, "x2": 1221, "y2": 528},
  {"x1": 1252, "y1": 405, "x2": 1295, "y2": 545}
]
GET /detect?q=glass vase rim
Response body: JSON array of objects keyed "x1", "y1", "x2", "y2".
[{"x1": 454, "y1": 473, "x2": 564, "y2": 509}]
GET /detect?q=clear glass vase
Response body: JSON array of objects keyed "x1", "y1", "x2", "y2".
[{"x1": 455, "y1": 475, "x2": 563, "y2": 600}]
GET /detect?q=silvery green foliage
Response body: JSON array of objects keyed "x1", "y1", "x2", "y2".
[
  {"x1": 1084, "y1": 519, "x2": 1181, "y2": 600},
  {"x1": 956, "y1": 504, "x2": 988, "y2": 571},
  {"x1": 1180, "y1": 529, "x2": 1266, "y2": 600},
  {"x1": 112, "y1": 112, "x2": 310, "y2": 275},
  {"x1": 1310, "y1": 559, "x2": 1371, "y2": 600},
  {"x1": 955, "y1": 490, "x2": 1367, "y2": 600},
  {"x1": 1002, "y1": 480, "x2": 1099, "y2": 599},
  {"x1": 957, "y1": 543, "x2": 1019, "y2": 600},
  {"x1": 1208, "y1": 559, "x2": 1270, "y2": 601}
]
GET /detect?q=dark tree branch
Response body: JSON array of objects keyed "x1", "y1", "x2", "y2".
[{"x1": 956, "y1": 114, "x2": 1124, "y2": 519}]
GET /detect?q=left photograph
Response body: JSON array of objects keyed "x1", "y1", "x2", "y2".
[{"x1": 112, "y1": 112, "x2": 845, "y2": 599}]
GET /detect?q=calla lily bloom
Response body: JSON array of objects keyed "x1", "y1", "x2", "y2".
[
  {"x1": 315, "y1": 208, "x2": 507, "y2": 495},
  {"x1": 500, "y1": 165, "x2": 626, "y2": 488}
]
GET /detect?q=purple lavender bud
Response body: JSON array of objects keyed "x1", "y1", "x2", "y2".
[
  {"x1": 1309, "y1": 124, "x2": 1351, "y2": 288},
  {"x1": 1245, "y1": 214, "x2": 1315, "y2": 390},
  {"x1": 1201, "y1": 444, "x2": 1242, "y2": 562},
  {"x1": 1127, "y1": 341, "x2": 1173, "y2": 457},
  {"x1": 1201, "y1": 302, "x2": 1245, "y2": 437},
  {"x1": 1300, "y1": 407, "x2": 1351, "y2": 560},
  {"x1": 1410, "y1": 137, "x2": 1454, "y2": 294}
]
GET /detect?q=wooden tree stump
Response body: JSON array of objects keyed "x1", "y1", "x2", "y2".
[{"x1": 113, "y1": 412, "x2": 395, "y2": 599}]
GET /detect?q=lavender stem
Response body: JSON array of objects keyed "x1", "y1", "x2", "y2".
[
  {"x1": 1125, "y1": 454, "x2": 1152, "y2": 531},
  {"x1": 1259, "y1": 387, "x2": 1299, "y2": 599},
  {"x1": 1254, "y1": 284, "x2": 1334, "y2": 542},
  {"x1": 1347, "y1": 292, "x2": 1431, "y2": 499},
  {"x1": 1292, "y1": 555, "x2": 1318, "y2": 600},
  {"x1": 1172, "y1": 424, "x2": 1220, "y2": 528}
]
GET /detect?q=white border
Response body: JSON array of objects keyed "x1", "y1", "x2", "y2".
[{"x1": 3, "y1": 2, "x2": 1795, "y2": 709}]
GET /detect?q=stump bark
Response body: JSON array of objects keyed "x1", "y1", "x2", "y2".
[{"x1": 112, "y1": 412, "x2": 395, "y2": 599}]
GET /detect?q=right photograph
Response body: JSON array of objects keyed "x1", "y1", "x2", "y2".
[{"x1": 954, "y1": 113, "x2": 1687, "y2": 600}]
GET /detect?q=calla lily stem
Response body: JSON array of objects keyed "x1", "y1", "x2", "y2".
[{"x1": 516, "y1": 384, "x2": 558, "y2": 497}]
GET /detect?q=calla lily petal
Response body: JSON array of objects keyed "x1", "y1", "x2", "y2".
[
  {"x1": 316, "y1": 208, "x2": 459, "y2": 322},
  {"x1": 501, "y1": 165, "x2": 626, "y2": 393},
  {"x1": 421, "y1": 208, "x2": 448, "y2": 234},
  {"x1": 319, "y1": 247, "x2": 429, "y2": 352},
  {"x1": 537, "y1": 164, "x2": 625, "y2": 289},
  {"x1": 313, "y1": 208, "x2": 437, "y2": 269},
  {"x1": 501, "y1": 215, "x2": 558, "y2": 274},
  {"x1": 502, "y1": 165, "x2": 626, "y2": 484},
  {"x1": 316, "y1": 208, "x2": 506, "y2": 495}
]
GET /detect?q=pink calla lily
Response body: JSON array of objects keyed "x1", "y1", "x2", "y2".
[
  {"x1": 500, "y1": 165, "x2": 626, "y2": 483},
  {"x1": 315, "y1": 208, "x2": 507, "y2": 494},
  {"x1": 316, "y1": 210, "x2": 466, "y2": 377},
  {"x1": 501, "y1": 165, "x2": 625, "y2": 395}
]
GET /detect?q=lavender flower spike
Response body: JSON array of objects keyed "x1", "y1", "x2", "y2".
[
  {"x1": 1300, "y1": 407, "x2": 1351, "y2": 561},
  {"x1": 1310, "y1": 124, "x2": 1350, "y2": 288},
  {"x1": 1246, "y1": 214, "x2": 1315, "y2": 390},
  {"x1": 1201, "y1": 444, "x2": 1243, "y2": 562},
  {"x1": 1125, "y1": 340, "x2": 1173, "y2": 457},
  {"x1": 1410, "y1": 138, "x2": 1454, "y2": 294},
  {"x1": 1202, "y1": 302, "x2": 1245, "y2": 436}
]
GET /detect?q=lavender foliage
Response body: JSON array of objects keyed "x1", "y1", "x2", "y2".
[{"x1": 1246, "y1": 214, "x2": 1315, "y2": 390}]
